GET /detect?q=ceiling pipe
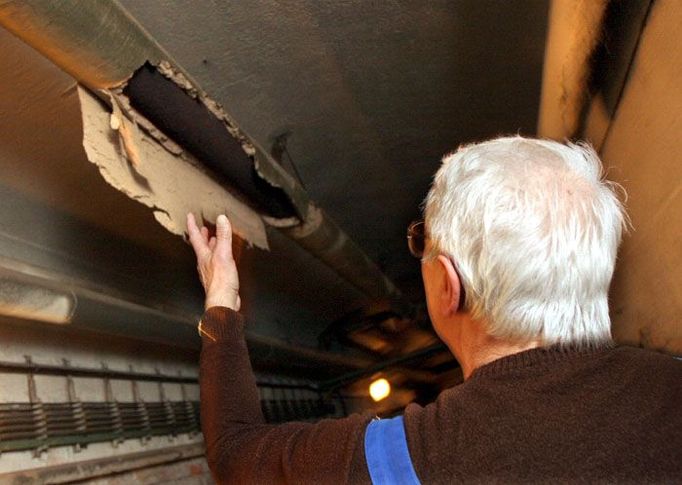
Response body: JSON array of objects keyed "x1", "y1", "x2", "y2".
[
  {"x1": 0, "y1": 0, "x2": 405, "y2": 307},
  {"x1": 0, "y1": 259, "x2": 379, "y2": 380},
  {"x1": 0, "y1": 0, "x2": 171, "y2": 89}
]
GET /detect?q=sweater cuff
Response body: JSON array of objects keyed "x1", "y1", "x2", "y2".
[{"x1": 199, "y1": 306, "x2": 245, "y2": 343}]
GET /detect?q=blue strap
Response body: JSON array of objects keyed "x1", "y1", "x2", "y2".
[{"x1": 364, "y1": 416, "x2": 421, "y2": 485}]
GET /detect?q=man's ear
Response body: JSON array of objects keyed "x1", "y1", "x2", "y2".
[{"x1": 436, "y1": 255, "x2": 463, "y2": 315}]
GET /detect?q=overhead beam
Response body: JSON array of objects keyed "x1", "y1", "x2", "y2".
[{"x1": 537, "y1": 0, "x2": 609, "y2": 140}]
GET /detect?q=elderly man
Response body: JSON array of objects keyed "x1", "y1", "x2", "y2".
[{"x1": 187, "y1": 136, "x2": 681, "y2": 484}]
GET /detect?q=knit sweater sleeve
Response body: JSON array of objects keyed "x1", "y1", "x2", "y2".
[{"x1": 199, "y1": 306, "x2": 373, "y2": 484}]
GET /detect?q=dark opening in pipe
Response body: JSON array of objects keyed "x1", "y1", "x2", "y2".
[{"x1": 124, "y1": 63, "x2": 296, "y2": 219}]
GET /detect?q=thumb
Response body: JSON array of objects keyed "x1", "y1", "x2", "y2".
[{"x1": 215, "y1": 214, "x2": 233, "y2": 258}]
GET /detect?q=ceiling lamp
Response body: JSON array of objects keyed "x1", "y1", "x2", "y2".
[{"x1": 369, "y1": 378, "x2": 391, "y2": 402}]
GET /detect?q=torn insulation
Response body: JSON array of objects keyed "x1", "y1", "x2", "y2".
[
  {"x1": 1, "y1": 0, "x2": 406, "y2": 311},
  {"x1": 78, "y1": 86, "x2": 269, "y2": 250},
  {"x1": 155, "y1": 61, "x2": 310, "y2": 222},
  {"x1": 123, "y1": 62, "x2": 307, "y2": 221}
]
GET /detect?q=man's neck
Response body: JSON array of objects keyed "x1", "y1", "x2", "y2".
[{"x1": 447, "y1": 317, "x2": 541, "y2": 380}]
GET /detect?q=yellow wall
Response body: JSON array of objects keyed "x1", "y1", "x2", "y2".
[{"x1": 598, "y1": 0, "x2": 682, "y2": 354}]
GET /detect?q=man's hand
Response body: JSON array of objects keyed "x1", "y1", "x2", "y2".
[{"x1": 187, "y1": 213, "x2": 241, "y2": 311}]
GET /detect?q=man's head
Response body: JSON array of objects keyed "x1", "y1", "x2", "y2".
[{"x1": 421, "y1": 136, "x2": 627, "y2": 349}]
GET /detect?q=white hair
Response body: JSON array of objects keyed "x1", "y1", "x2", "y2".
[{"x1": 424, "y1": 136, "x2": 627, "y2": 347}]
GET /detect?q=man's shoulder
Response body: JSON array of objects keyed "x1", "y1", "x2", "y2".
[
  {"x1": 609, "y1": 345, "x2": 682, "y2": 383},
  {"x1": 401, "y1": 345, "x2": 682, "y2": 482},
  {"x1": 401, "y1": 345, "x2": 682, "y2": 421},
  {"x1": 611, "y1": 345, "x2": 682, "y2": 371}
]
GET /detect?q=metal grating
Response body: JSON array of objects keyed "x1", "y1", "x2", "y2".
[
  {"x1": 0, "y1": 394, "x2": 344, "y2": 453},
  {"x1": 0, "y1": 359, "x2": 346, "y2": 454},
  {"x1": 0, "y1": 401, "x2": 200, "y2": 453}
]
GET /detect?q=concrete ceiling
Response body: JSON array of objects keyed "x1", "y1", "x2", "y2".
[
  {"x1": 0, "y1": 1, "x2": 550, "y2": 393},
  {"x1": 0, "y1": 26, "x2": 365, "y2": 349},
  {"x1": 119, "y1": 0, "x2": 549, "y2": 298},
  {"x1": 2, "y1": 0, "x2": 681, "y2": 415}
]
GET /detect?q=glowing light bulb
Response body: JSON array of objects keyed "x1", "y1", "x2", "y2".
[{"x1": 369, "y1": 378, "x2": 391, "y2": 402}]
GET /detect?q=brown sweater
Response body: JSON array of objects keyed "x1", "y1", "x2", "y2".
[{"x1": 200, "y1": 307, "x2": 682, "y2": 484}]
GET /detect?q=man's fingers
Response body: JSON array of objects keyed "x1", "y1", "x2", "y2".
[
  {"x1": 187, "y1": 213, "x2": 210, "y2": 257},
  {"x1": 214, "y1": 214, "x2": 233, "y2": 259},
  {"x1": 216, "y1": 215, "x2": 231, "y2": 241},
  {"x1": 200, "y1": 226, "x2": 209, "y2": 244},
  {"x1": 208, "y1": 237, "x2": 217, "y2": 251}
]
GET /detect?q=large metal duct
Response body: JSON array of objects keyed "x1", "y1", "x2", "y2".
[{"x1": 0, "y1": 0, "x2": 403, "y2": 306}]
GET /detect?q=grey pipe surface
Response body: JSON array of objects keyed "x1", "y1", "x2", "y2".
[
  {"x1": 0, "y1": 0, "x2": 404, "y2": 307},
  {"x1": 279, "y1": 205, "x2": 401, "y2": 302},
  {"x1": 0, "y1": 0, "x2": 168, "y2": 89},
  {"x1": 0, "y1": 258, "x2": 377, "y2": 378}
]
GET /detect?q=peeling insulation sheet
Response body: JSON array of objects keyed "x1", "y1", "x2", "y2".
[
  {"x1": 123, "y1": 63, "x2": 298, "y2": 220},
  {"x1": 157, "y1": 60, "x2": 310, "y2": 220},
  {"x1": 77, "y1": 86, "x2": 268, "y2": 250}
]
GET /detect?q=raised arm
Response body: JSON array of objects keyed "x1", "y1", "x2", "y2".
[{"x1": 187, "y1": 214, "x2": 372, "y2": 484}]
